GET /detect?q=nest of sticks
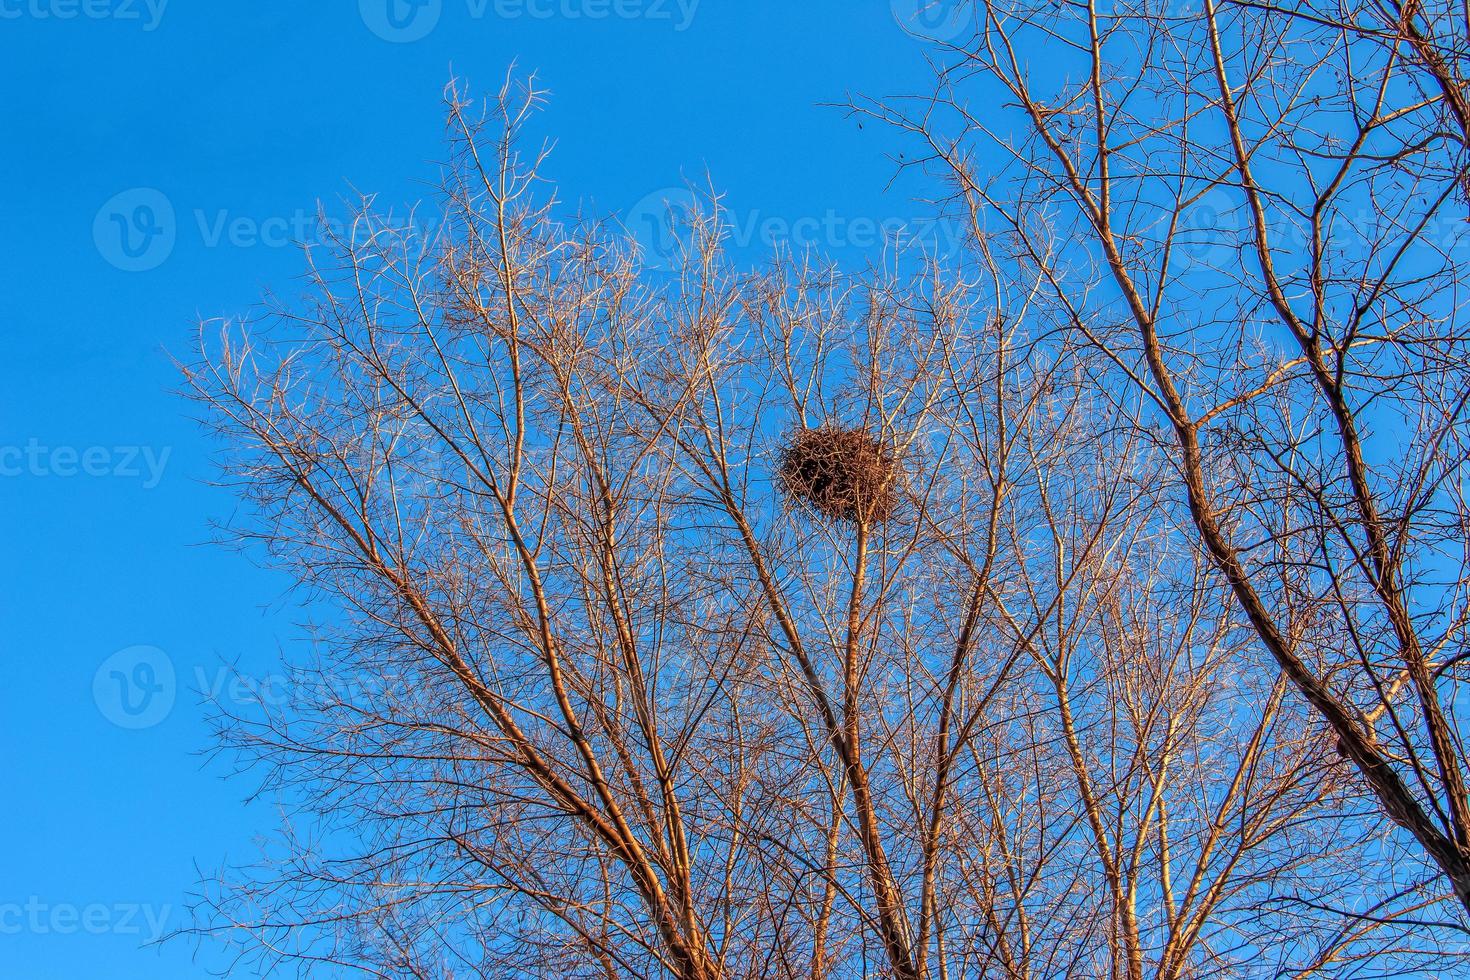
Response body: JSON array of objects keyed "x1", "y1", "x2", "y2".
[{"x1": 778, "y1": 424, "x2": 900, "y2": 524}]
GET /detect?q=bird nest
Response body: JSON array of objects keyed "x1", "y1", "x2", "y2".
[{"x1": 778, "y1": 425, "x2": 900, "y2": 524}]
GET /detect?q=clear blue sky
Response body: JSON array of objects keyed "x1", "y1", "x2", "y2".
[{"x1": 0, "y1": 3, "x2": 960, "y2": 976}]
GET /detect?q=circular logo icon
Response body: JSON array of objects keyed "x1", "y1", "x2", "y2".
[
  {"x1": 1175, "y1": 188, "x2": 1247, "y2": 273},
  {"x1": 624, "y1": 187, "x2": 699, "y2": 272},
  {"x1": 892, "y1": 0, "x2": 974, "y2": 42},
  {"x1": 360, "y1": 0, "x2": 442, "y2": 42},
  {"x1": 93, "y1": 188, "x2": 176, "y2": 273},
  {"x1": 93, "y1": 645, "x2": 176, "y2": 730}
]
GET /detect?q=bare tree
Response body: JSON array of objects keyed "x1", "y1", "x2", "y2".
[
  {"x1": 866, "y1": 0, "x2": 1470, "y2": 933},
  {"x1": 183, "y1": 74, "x2": 1464, "y2": 978}
]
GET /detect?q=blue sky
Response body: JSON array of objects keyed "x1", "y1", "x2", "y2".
[{"x1": 0, "y1": 2, "x2": 963, "y2": 976}]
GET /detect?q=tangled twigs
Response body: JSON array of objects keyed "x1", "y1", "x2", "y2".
[{"x1": 779, "y1": 425, "x2": 900, "y2": 524}]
